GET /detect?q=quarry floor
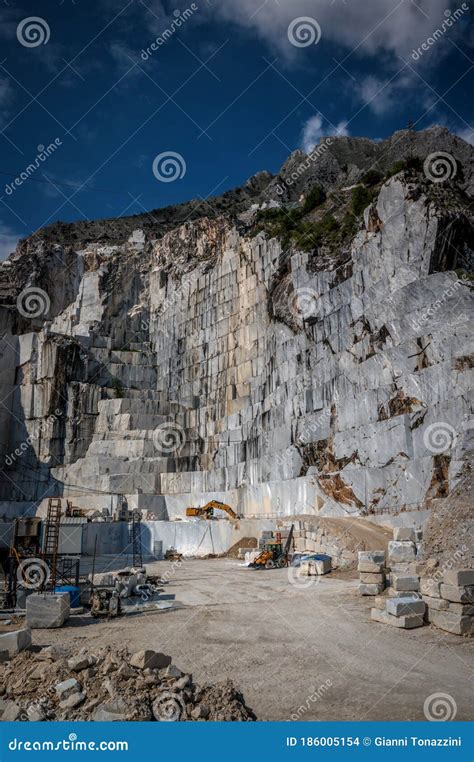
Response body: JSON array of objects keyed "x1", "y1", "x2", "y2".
[{"x1": 32, "y1": 558, "x2": 472, "y2": 722}]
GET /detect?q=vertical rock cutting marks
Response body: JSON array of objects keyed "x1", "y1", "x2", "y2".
[{"x1": 0, "y1": 131, "x2": 472, "y2": 523}]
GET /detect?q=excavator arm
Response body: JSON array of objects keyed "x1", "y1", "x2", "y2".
[
  {"x1": 206, "y1": 500, "x2": 240, "y2": 520},
  {"x1": 185, "y1": 500, "x2": 240, "y2": 521}
]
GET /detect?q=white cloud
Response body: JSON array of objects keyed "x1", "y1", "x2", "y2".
[
  {"x1": 352, "y1": 71, "x2": 420, "y2": 117},
  {"x1": 0, "y1": 222, "x2": 20, "y2": 261},
  {"x1": 207, "y1": 0, "x2": 452, "y2": 60},
  {"x1": 301, "y1": 115, "x2": 349, "y2": 153},
  {"x1": 354, "y1": 75, "x2": 394, "y2": 116}
]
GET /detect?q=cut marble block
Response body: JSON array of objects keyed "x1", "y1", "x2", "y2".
[{"x1": 26, "y1": 593, "x2": 70, "y2": 629}]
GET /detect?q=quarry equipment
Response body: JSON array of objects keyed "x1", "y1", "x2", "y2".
[
  {"x1": 186, "y1": 500, "x2": 240, "y2": 521},
  {"x1": 165, "y1": 547, "x2": 183, "y2": 561},
  {"x1": 3, "y1": 517, "x2": 42, "y2": 608},
  {"x1": 65, "y1": 500, "x2": 86, "y2": 518},
  {"x1": 249, "y1": 525, "x2": 294, "y2": 569},
  {"x1": 90, "y1": 588, "x2": 121, "y2": 618},
  {"x1": 41, "y1": 498, "x2": 62, "y2": 593},
  {"x1": 130, "y1": 511, "x2": 143, "y2": 568}
]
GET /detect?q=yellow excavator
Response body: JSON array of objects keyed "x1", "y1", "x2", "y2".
[{"x1": 186, "y1": 500, "x2": 240, "y2": 521}]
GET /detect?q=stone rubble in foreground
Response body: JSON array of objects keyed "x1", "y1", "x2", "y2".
[{"x1": 0, "y1": 645, "x2": 256, "y2": 722}]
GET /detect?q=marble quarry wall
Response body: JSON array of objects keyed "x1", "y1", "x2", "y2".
[{"x1": 0, "y1": 174, "x2": 472, "y2": 527}]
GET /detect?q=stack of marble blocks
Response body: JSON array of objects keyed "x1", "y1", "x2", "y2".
[
  {"x1": 387, "y1": 526, "x2": 421, "y2": 565},
  {"x1": 375, "y1": 526, "x2": 425, "y2": 627},
  {"x1": 421, "y1": 569, "x2": 474, "y2": 636},
  {"x1": 370, "y1": 529, "x2": 426, "y2": 629},
  {"x1": 359, "y1": 527, "x2": 426, "y2": 629},
  {"x1": 358, "y1": 551, "x2": 387, "y2": 595},
  {"x1": 371, "y1": 595, "x2": 426, "y2": 629},
  {"x1": 289, "y1": 522, "x2": 355, "y2": 568},
  {"x1": 386, "y1": 527, "x2": 421, "y2": 600}
]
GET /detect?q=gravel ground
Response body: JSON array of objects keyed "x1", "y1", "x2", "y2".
[{"x1": 29, "y1": 558, "x2": 473, "y2": 721}]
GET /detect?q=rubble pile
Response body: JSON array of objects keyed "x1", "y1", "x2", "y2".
[{"x1": 0, "y1": 645, "x2": 256, "y2": 722}]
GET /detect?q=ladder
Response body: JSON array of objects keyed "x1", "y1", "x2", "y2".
[
  {"x1": 131, "y1": 512, "x2": 143, "y2": 568},
  {"x1": 42, "y1": 497, "x2": 62, "y2": 592}
]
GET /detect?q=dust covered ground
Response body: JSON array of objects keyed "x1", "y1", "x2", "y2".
[{"x1": 29, "y1": 558, "x2": 473, "y2": 721}]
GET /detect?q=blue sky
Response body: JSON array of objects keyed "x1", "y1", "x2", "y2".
[{"x1": 0, "y1": 0, "x2": 472, "y2": 258}]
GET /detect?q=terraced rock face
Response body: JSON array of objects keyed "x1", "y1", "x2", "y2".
[{"x1": 0, "y1": 130, "x2": 472, "y2": 524}]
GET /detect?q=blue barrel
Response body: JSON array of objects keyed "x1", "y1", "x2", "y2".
[{"x1": 55, "y1": 585, "x2": 80, "y2": 608}]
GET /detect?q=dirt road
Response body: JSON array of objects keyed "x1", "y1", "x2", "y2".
[{"x1": 35, "y1": 558, "x2": 473, "y2": 721}]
